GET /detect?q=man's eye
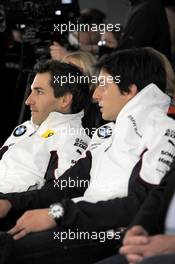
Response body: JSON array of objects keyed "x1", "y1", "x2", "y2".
[{"x1": 37, "y1": 90, "x2": 43, "y2": 95}]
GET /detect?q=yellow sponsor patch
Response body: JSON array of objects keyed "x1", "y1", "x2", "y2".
[{"x1": 41, "y1": 129, "x2": 55, "y2": 138}]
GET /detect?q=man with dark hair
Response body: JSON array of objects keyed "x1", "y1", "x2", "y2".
[
  {"x1": 0, "y1": 48, "x2": 174, "y2": 263},
  {"x1": 118, "y1": 0, "x2": 171, "y2": 60},
  {"x1": 33, "y1": 60, "x2": 89, "y2": 114},
  {"x1": 95, "y1": 48, "x2": 166, "y2": 93},
  {"x1": 0, "y1": 60, "x2": 90, "y2": 193}
]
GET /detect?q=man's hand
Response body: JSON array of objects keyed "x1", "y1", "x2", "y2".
[
  {"x1": 50, "y1": 41, "x2": 69, "y2": 60},
  {"x1": 123, "y1": 225, "x2": 149, "y2": 246},
  {"x1": 8, "y1": 208, "x2": 57, "y2": 240},
  {"x1": 0, "y1": 199, "x2": 12, "y2": 218},
  {"x1": 119, "y1": 226, "x2": 149, "y2": 264},
  {"x1": 120, "y1": 226, "x2": 175, "y2": 264}
]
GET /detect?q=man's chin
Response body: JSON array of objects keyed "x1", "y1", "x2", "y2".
[
  {"x1": 102, "y1": 113, "x2": 114, "y2": 122},
  {"x1": 102, "y1": 113, "x2": 108, "y2": 121}
]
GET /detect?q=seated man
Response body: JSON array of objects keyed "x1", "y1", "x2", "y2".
[
  {"x1": 97, "y1": 159, "x2": 175, "y2": 264},
  {"x1": 118, "y1": 0, "x2": 171, "y2": 60},
  {"x1": 0, "y1": 60, "x2": 90, "y2": 193},
  {"x1": 119, "y1": 160, "x2": 175, "y2": 264},
  {"x1": 0, "y1": 48, "x2": 175, "y2": 264}
]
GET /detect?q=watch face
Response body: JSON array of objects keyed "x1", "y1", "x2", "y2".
[{"x1": 50, "y1": 204, "x2": 64, "y2": 219}]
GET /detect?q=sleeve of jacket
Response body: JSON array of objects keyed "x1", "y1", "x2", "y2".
[
  {"x1": 44, "y1": 135, "x2": 89, "y2": 182},
  {"x1": 138, "y1": 115, "x2": 175, "y2": 185},
  {"x1": 57, "y1": 159, "x2": 158, "y2": 231},
  {"x1": 54, "y1": 135, "x2": 89, "y2": 178},
  {"x1": 0, "y1": 151, "x2": 92, "y2": 212},
  {"x1": 129, "y1": 161, "x2": 175, "y2": 235}
]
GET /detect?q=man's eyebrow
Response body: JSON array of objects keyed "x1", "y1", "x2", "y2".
[{"x1": 32, "y1": 87, "x2": 45, "y2": 91}]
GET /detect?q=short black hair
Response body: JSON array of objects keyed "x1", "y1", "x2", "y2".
[
  {"x1": 96, "y1": 48, "x2": 167, "y2": 93},
  {"x1": 34, "y1": 60, "x2": 90, "y2": 113}
]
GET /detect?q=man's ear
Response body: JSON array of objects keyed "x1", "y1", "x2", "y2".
[
  {"x1": 60, "y1": 93, "x2": 73, "y2": 113},
  {"x1": 127, "y1": 84, "x2": 138, "y2": 100}
]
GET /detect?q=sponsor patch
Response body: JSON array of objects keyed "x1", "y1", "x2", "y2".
[
  {"x1": 13, "y1": 125, "x2": 27, "y2": 137},
  {"x1": 97, "y1": 125, "x2": 112, "y2": 139},
  {"x1": 41, "y1": 129, "x2": 55, "y2": 138},
  {"x1": 128, "y1": 115, "x2": 142, "y2": 138},
  {"x1": 74, "y1": 138, "x2": 88, "y2": 150},
  {"x1": 165, "y1": 129, "x2": 175, "y2": 139}
]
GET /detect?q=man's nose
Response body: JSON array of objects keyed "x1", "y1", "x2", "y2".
[
  {"x1": 25, "y1": 93, "x2": 34, "y2": 106},
  {"x1": 92, "y1": 85, "x2": 103, "y2": 102}
]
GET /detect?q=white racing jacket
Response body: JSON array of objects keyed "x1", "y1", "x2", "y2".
[
  {"x1": 73, "y1": 83, "x2": 175, "y2": 203},
  {"x1": 3, "y1": 84, "x2": 175, "y2": 231},
  {"x1": 0, "y1": 111, "x2": 90, "y2": 193}
]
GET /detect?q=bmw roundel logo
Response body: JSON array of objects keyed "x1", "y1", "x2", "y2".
[
  {"x1": 13, "y1": 125, "x2": 27, "y2": 137},
  {"x1": 97, "y1": 125, "x2": 112, "y2": 139}
]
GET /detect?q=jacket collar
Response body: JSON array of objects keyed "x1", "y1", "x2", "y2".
[
  {"x1": 116, "y1": 83, "x2": 170, "y2": 125},
  {"x1": 32, "y1": 111, "x2": 84, "y2": 135}
]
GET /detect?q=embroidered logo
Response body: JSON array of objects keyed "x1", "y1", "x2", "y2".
[
  {"x1": 97, "y1": 125, "x2": 112, "y2": 139},
  {"x1": 13, "y1": 125, "x2": 27, "y2": 137},
  {"x1": 41, "y1": 129, "x2": 55, "y2": 138}
]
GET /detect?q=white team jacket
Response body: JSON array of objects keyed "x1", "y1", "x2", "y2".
[
  {"x1": 73, "y1": 83, "x2": 175, "y2": 203},
  {"x1": 0, "y1": 111, "x2": 90, "y2": 193}
]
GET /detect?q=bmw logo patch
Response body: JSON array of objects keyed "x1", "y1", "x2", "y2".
[
  {"x1": 97, "y1": 125, "x2": 112, "y2": 139},
  {"x1": 13, "y1": 125, "x2": 27, "y2": 137}
]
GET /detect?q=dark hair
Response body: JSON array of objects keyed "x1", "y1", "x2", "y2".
[
  {"x1": 34, "y1": 60, "x2": 90, "y2": 113},
  {"x1": 96, "y1": 48, "x2": 167, "y2": 93},
  {"x1": 79, "y1": 8, "x2": 106, "y2": 25}
]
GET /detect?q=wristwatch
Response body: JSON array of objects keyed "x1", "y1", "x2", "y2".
[{"x1": 48, "y1": 203, "x2": 64, "y2": 220}]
